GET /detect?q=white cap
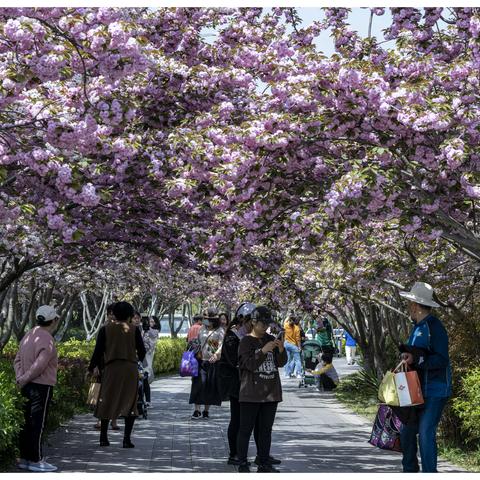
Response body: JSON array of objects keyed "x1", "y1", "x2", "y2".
[
  {"x1": 399, "y1": 282, "x2": 440, "y2": 308},
  {"x1": 36, "y1": 305, "x2": 59, "y2": 323}
]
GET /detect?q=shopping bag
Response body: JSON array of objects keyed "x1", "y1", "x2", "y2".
[
  {"x1": 87, "y1": 381, "x2": 101, "y2": 407},
  {"x1": 394, "y1": 363, "x2": 424, "y2": 407},
  {"x1": 179, "y1": 350, "x2": 199, "y2": 377},
  {"x1": 368, "y1": 404, "x2": 403, "y2": 452},
  {"x1": 378, "y1": 370, "x2": 400, "y2": 406}
]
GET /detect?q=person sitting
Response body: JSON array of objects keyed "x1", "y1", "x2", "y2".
[{"x1": 309, "y1": 353, "x2": 339, "y2": 391}]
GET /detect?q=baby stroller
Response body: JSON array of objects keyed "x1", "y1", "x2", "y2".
[
  {"x1": 298, "y1": 339, "x2": 323, "y2": 388},
  {"x1": 137, "y1": 362, "x2": 148, "y2": 419}
]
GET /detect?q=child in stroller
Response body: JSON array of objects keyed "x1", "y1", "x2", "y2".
[
  {"x1": 298, "y1": 339, "x2": 323, "y2": 388},
  {"x1": 137, "y1": 362, "x2": 148, "y2": 419}
]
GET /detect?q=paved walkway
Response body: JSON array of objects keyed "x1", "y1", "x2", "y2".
[{"x1": 36, "y1": 358, "x2": 462, "y2": 473}]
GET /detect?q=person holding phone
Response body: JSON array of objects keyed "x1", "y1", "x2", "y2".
[{"x1": 236, "y1": 306, "x2": 287, "y2": 473}]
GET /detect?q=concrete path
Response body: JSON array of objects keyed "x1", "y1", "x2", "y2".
[{"x1": 35, "y1": 358, "x2": 462, "y2": 473}]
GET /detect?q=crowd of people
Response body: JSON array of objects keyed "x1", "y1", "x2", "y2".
[
  {"x1": 184, "y1": 304, "x2": 354, "y2": 472},
  {"x1": 12, "y1": 281, "x2": 451, "y2": 474}
]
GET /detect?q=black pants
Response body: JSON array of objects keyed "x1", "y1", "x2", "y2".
[
  {"x1": 228, "y1": 396, "x2": 259, "y2": 457},
  {"x1": 315, "y1": 374, "x2": 337, "y2": 391},
  {"x1": 237, "y1": 402, "x2": 278, "y2": 465},
  {"x1": 19, "y1": 383, "x2": 54, "y2": 462}
]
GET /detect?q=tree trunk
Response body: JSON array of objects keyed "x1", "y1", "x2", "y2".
[
  {"x1": 54, "y1": 302, "x2": 75, "y2": 341},
  {"x1": 168, "y1": 309, "x2": 177, "y2": 338},
  {"x1": 0, "y1": 288, "x2": 14, "y2": 351}
]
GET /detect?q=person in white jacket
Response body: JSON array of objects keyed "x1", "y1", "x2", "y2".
[{"x1": 142, "y1": 316, "x2": 160, "y2": 405}]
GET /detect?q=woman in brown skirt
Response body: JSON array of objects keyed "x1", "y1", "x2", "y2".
[{"x1": 88, "y1": 301, "x2": 146, "y2": 448}]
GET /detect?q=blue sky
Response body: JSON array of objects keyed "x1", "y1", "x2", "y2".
[
  {"x1": 296, "y1": 8, "x2": 395, "y2": 56},
  {"x1": 202, "y1": 8, "x2": 395, "y2": 56}
]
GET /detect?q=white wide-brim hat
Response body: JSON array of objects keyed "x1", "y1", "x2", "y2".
[{"x1": 399, "y1": 282, "x2": 440, "y2": 308}]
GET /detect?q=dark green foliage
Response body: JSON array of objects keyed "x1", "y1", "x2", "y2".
[
  {"x1": 452, "y1": 367, "x2": 480, "y2": 446},
  {"x1": 0, "y1": 337, "x2": 185, "y2": 470},
  {"x1": 0, "y1": 359, "x2": 24, "y2": 470},
  {"x1": 152, "y1": 337, "x2": 186, "y2": 374}
]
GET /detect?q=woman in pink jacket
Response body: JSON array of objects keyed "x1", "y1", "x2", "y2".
[{"x1": 14, "y1": 305, "x2": 60, "y2": 473}]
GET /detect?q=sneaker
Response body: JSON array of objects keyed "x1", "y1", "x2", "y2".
[
  {"x1": 202, "y1": 410, "x2": 209, "y2": 419},
  {"x1": 16, "y1": 458, "x2": 29, "y2": 470},
  {"x1": 191, "y1": 410, "x2": 202, "y2": 419},
  {"x1": 254, "y1": 455, "x2": 281, "y2": 465},
  {"x1": 238, "y1": 463, "x2": 250, "y2": 473},
  {"x1": 257, "y1": 464, "x2": 280, "y2": 473},
  {"x1": 27, "y1": 460, "x2": 58, "y2": 472}
]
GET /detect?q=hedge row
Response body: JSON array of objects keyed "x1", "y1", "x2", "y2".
[
  {"x1": 452, "y1": 367, "x2": 480, "y2": 446},
  {"x1": 0, "y1": 336, "x2": 185, "y2": 469},
  {"x1": 152, "y1": 337, "x2": 186, "y2": 375}
]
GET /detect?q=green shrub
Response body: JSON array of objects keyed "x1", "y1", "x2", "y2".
[
  {"x1": 0, "y1": 336, "x2": 185, "y2": 469},
  {"x1": 1, "y1": 340, "x2": 19, "y2": 357},
  {"x1": 452, "y1": 367, "x2": 480, "y2": 446},
  {"x1": 46, "y1": 357, "x2": 91, "y2": 433},
  {"x1": 0, "y1": 359, "x2": 24, "y2": 469},
  {"x1": 153, "y1": 337, "x2": 186, "y2": 375},
  {"x1": 56, "y1": 338, "x2": 95, "y2": 360},
  {"x1": 62, "y1": 327, "x2": 87, "y2": 341},
  {"x1": 0, "y1": 339, "x2": 93, "y2": 469}
]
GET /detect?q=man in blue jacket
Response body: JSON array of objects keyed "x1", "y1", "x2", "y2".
[{"x1": 399, "y1": 282, "x2": 452, "y2": 473}]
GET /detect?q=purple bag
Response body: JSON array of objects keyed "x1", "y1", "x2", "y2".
[
  {"x1": 180, "y1": 350, "x2": 199, "y2": 377},
  {"x1": 368, "y1": 404, "x2": 403, "y2": 452}
]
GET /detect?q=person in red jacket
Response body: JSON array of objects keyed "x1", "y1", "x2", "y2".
[
  {"x1": 14, "y1": 305, "x2": 60, "y2": 473},
  {"x1": 187, "y1": 314, "x2": 203, "y2": 343}
]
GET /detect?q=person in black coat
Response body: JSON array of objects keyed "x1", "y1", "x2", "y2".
[{"x1": 217, "y1": 302, "x2": 281, "y2": 468}]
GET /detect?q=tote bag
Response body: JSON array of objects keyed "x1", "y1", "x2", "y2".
[
  {"x1": 87, "y1": 381, "x2": 101, "y2": 407},
  {"x1": 368, "y1": 404, "x2": 403, "y2": 452},
  {"x1": 179, "y1": 350, "x2": 199, "y2": 377},
  {"x1": 378, "y1": 370, "x2": 400, "y2": 406},
  {"x1": 394, "y1": 362, "x2": 424, "y2": 407}
]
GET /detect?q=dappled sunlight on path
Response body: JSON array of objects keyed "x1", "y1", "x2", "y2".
[{"x1": 39, "y1": 358, "x2": 463, "y2": 473}]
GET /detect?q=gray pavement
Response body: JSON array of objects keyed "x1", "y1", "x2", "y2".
[{"x1": 34, "y1": 357, "x2": 463, "y2": 473}]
